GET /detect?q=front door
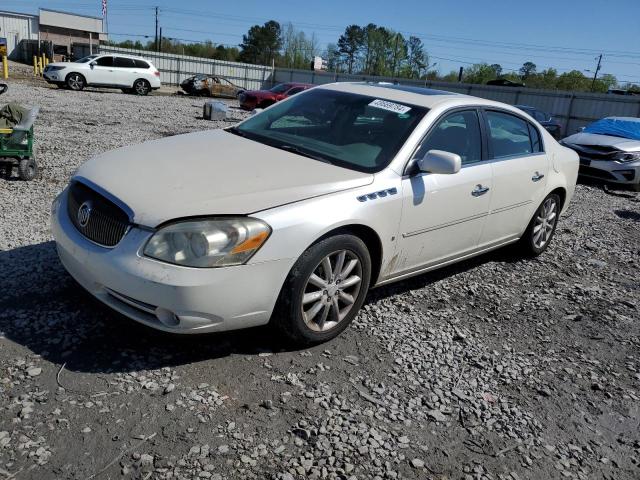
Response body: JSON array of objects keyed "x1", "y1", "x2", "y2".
[
  {"x1": 479, "y1": 110, "x2": 550, "y2": 246},
  {"x1": 396, "y1": 109, "x2": 492, "y2": 274},
  {"x1": 88, "y1": 55, "x2": 116, "y2": 85}
]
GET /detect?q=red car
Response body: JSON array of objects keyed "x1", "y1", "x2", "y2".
[{"x1": 238, "y1": 82, "x2": 314, "y2": 110}]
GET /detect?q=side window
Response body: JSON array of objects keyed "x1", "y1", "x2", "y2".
[
  {"x1": 286, "y1": 87, "x2": 304, "y2": 96},
  {"x1": 486, "y1": 111, "x2": 533, "y2": 159},
  {"x1": 95, "y1": 56, "x2": 113, "y2": 67},
  {"x1": 134, "y1": 59, "x2": 150, "y2": 69},
  {"x1": 114, "y1": 57, "x2": 135, "y2": 68},
  {"x1": 415, "y1": 110, "x2": 482, "y2": 165}
]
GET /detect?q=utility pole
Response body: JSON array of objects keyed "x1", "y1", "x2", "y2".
[
  {"x1": 154, "y1": 7, "x2": 159, "y2": 52},
  {"x1": 159, "y1": 27, "x2": 162, "y2": 53},
  {"x1": 591, "y1": 54, "x2": 602, "y2": 91}
]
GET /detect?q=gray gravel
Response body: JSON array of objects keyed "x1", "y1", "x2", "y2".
[{"x1": 1, "y1": 80, "x2": 639, "y2": 480}]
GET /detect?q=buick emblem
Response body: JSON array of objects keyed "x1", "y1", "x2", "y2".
[{"x1": 77, "y1": 201, "x2": 92, "y2": 227}]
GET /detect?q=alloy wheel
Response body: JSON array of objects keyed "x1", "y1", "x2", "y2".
[
  {"x1": 68, "y1": 74, "x2": 83, "y2": 90},
  {"x1": 135, "y1": 80, "x2": 149, "y2": 95},
  {"x1": 532, "y1": 197, "x2": 557, "y2": 249},
  {"x1": 301, "y1": 250, "x2": 362, "y2": 332}
]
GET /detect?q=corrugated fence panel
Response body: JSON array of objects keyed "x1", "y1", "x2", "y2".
[
  {"x1": 93, "y1": 48, "x2": 640, "y2": 137},
  {"x1": 98, "y1": 45, "x2": 272, "y2": 90}
]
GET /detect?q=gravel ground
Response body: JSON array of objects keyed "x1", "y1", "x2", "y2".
[{"x1": 1, "y1": 80, "x2": 639, "y2": 480}]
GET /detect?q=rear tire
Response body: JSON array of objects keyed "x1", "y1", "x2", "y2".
[
  {"x1": 18, "y1": 157, "x2": 37, "y2": 181},
  {"x1": 65, "y1": 73, "x2": 85, "y2": 91},
  {"x1": 133, "y1": 79, "x2": 151, "y2": 96},
  {"x1": 272, "y1": 234, "x2": 371, "y2": 346},
  {"x1": 519, "y1": 193, "x2": 561, "y2": 256}
]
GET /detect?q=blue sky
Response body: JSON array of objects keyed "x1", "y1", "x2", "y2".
[{"x1": 4, "y1": 0, "x2": 640, "y2": 84}]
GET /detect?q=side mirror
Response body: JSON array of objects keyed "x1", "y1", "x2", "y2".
[
  {"x1": 578, "y1": 126, "x2": 585, "y2": 132},
  {"x1": 416, "y1": 150, "x2": 461, "y2": 175},
  {"x1": 90, "y1": 61, "x2": 96, "y2": 68}
]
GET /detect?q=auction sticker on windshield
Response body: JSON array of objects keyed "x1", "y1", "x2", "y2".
[{"x1": 369, "y1": 99, "x2": 412, "y2": 114}]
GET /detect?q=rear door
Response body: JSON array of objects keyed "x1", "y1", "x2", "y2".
[
  {"x1": 479, "y1": 109, "x2": 550, "y2": 246},
  {"x1": 113, "y1": 57, "x2": 137, "y2": 86}
]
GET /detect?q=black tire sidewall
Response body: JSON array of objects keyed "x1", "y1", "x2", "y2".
[
  {"x1": 274, "y1": 234, "x2": 372, "y2": 345},
  {"x1": 522, "y1": 193, "x2": 561, "y2": 256}
]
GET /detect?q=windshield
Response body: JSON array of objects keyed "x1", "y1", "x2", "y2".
[
  {"x1": 74, "y1": 55, "x2": 98, "y2": 63},
  {"x1": 233, "y1": 88, "x2": 428, "y2": 173},
  {"x1": 270, "y1": 84, "x2": 290, "y2": 94}
]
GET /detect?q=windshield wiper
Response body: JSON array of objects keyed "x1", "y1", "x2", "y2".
[
  {"x1": 276, "y1": 144, "x2": 333, "y2": 164},
  {"x1": 226, "y1": 126, "x2": 248, "y2": 137}
]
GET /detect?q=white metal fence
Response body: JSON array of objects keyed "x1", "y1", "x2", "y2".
[
  {"x1": 98, "y1": 45, "x2": 273, "y2": 90},
  {"x1": 273, "y1": 69, "x2": 640, "y2": 136},
  {"x1": 95, "y1": 46, "x2": 640, "y2": 136}
]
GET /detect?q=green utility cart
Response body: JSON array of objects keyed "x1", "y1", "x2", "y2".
[{"x1": 0, "y1": 97, "x2": 40, "y2": 181}]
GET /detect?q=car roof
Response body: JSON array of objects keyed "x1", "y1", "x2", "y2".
[
  {"x1": 315, "y1": 82, "x2": 525, "y2": 112},
  {"x1": 98, "y1": 53, "x2": 150, "y2": 61}
]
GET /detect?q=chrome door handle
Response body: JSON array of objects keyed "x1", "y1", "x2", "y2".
[
  {"x1": 471, "y1": 185, "x2": 490, "y2": 196},
  {"x1": 532, "y1": 172, "x2": 545, "y2": 182}
]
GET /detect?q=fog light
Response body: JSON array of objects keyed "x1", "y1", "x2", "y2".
[{"x1": 155, "y1": 307, "x2": 179, "y2": 327}]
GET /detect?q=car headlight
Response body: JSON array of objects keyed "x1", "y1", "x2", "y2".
[
  {"x1": 47, "y1": 66, "x2": 66, "y2": 71},
  {"x1": 144, "y1": 217, "x2": 271, "y2": 268},
  {"x1": 612, "y1": 151, "x2": 640, "y2": 163}
]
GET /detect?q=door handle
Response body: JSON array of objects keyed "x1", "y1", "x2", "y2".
[
  {"x1": 471, "y1": 184, "x2": 490, "y2": 197},
  {"x1": 531, "y1": 171, "x2": 545, "y2": 182}
]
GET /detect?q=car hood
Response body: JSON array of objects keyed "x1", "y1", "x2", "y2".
[
  {"x1": 563, "y1": 132, "x2": 640, "y2": 152},
  {"x1": 73, "y1": 129, "x2": 373, "y2": 227},
  {"x1": 245, "y1": 90, "x2": 274, "y2": 98}
]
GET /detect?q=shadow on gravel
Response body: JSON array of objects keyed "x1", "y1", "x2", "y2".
[{"x1": 0, "y1": 239, "x2": 523, "y2": 375}]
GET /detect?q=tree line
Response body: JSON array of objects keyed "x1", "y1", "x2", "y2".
[{"x1": 106, "y1": 20, "x2": 638, "y2": 93}]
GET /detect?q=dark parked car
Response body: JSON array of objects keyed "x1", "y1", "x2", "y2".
[
  {"x1": 238, "y1": 83, "x2": 314, "y2": 110},
  {"x1": 487, "y1": 79, "x2": 525, "y2": 88},
  {"x1": 515, "y1": 105, "x2": 562, "y2": 139}
]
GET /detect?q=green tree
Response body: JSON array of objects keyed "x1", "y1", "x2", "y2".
[
  {"x1": 519, "y1": 61, "x2": 537, "y2": 79},
  {"x1": 490, "y1": 64, "x2": 502, "y2": 78},
  {"x1": 239, "y1": 20, "x2": 282, "y2": 65},
  {"x1": 406, "y1": 36, "x2": 426, "y2": 78},
  {"x1": 556, "y1": 70, "x2": 590, "y2": 91},
  {"x1": 463, "y1": 63, "x2": 499, "y2": 84},
  {"x1": 337, "y1": 25, "x2": 364, "y2": 74}
]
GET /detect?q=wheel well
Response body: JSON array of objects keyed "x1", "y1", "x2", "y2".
[
  {"x1": 549, "y1": 187, "x2": 567, "y2": 210},
  {"x1": 315, "y1": 225, "x2": 383, "y2": 285},
  {"x1": 65, "y1": 72, "x2": 84, "y2": 81}
]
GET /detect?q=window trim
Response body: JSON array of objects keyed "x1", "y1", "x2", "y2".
[{"x1": 481, "y1": 107, "x2": 546, "y2": 161}]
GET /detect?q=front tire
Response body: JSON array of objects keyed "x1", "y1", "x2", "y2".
[
  {"x1": 273, "y1": 234, "x2": 372, "y2": 345},
  {"x1": 133, "y1": 79, "x2": 151, "y2": 96},
  {"x1": 66, "y1": 73, "x2": 85, "y2": 91},
  {"x1": 519, "y1": 193, "x2": 561, "y2": 256}
]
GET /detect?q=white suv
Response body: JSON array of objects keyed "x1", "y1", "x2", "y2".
[{"x1": 43, "y1": 54, "x2": 161, "y2": 95}]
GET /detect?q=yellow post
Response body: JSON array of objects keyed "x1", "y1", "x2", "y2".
[
  {"x1": 45, "y1": 57, "x2": 49, "y2": 67},
  {"x1": 2, "y1": 56, "x2": 7, "y2": 80},
  {"x1": 41, "y1": 54, "x2": 46, "y2": 71},
  {"x1": 37, "y1": 57, "x2": 42, "y2": 76},
  {"x1": 33, "y1": 56, "x2": 38, "y2": 75}
]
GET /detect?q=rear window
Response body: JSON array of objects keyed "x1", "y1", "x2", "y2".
[
  {"x1": 114, "y1": 57, "x2": 135, "y2": 68},
  {"x1": 134, "y1": 59, "x2": 150, "y2": 69}
]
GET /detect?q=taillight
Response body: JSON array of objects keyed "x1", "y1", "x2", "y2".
[{"x1": 154, "y1": 71, "x2": 160, "y2": 77}]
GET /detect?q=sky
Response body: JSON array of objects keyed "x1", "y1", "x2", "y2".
[{"x1": 3, "y1": 0, "x2": 640, "y2": 84}]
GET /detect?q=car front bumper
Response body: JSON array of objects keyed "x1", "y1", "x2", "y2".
[
  {"x1": 43, "y1": 71, "x2": 65, "y2": 83},
  {"x1": 578, "y1": 158, "x2": 640, "y2": 186},
  {"x1": 50, "y1": 191, "x2": 292, "y2": 334}
]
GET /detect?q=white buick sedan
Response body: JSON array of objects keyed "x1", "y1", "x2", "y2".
[{"x1": 51, "y1": 83, "x2": 579, "y2": 344}]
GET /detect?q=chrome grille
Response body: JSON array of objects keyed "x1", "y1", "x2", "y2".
[{"x1": 67, "y1": 182, "x2": 130, "y2": 247}]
